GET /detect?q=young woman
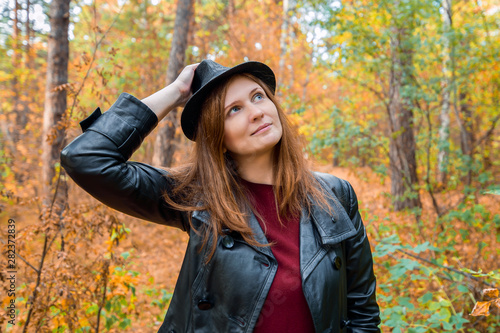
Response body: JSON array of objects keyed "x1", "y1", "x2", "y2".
[{"x1": 61, "y1": 60, "x2": 380, "y2": 332}]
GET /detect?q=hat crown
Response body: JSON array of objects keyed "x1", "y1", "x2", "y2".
[{"x1": 192, "y1": 60, "x2": 229, "y2": 94}]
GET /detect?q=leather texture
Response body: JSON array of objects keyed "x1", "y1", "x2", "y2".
[{"x1": 61, "y1": 93, "x2": 381, "y2": 333}]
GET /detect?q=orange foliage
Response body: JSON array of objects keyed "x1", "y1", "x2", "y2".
[{"x1": 1, "y1": 0, "x2": 499, "y2": 331}]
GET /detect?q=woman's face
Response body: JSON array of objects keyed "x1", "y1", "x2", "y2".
[{"x1": 223, "y1": 76, "x2": 283, "y2": 161}]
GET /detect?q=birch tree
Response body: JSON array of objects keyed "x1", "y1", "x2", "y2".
[{"x1": 437, "y1": 0, "x2": 452, "y2": 185}]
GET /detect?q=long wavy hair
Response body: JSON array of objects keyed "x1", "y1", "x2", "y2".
[{"x1": 162, "y1": 73, "x2": 334, "y2": 262}]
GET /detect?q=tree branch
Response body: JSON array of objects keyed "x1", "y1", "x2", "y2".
[
  {"x1": 0, "y1": 237, "x2": 39, "y2": 273},
  {"x1": 22, "y1": 233, "x2": 49, "y2": 332},
  {"x1": 397, "y1": 248, "x2": 496, "y2": 288}
]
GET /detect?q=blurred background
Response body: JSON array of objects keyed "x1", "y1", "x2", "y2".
[{"x1": 0, "y1": 0, "x2": 499, "y2": 331}]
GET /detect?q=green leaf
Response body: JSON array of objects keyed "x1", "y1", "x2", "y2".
[
  {"x1": 408, "y1": 328, "x2": 428, "y2": 333},
  {"x1": 119, "y1": 318, "x2": 131, "y2": 329},
  {"x1": 398, "y1": 297, "x2": 415, "y2": 311},
  {"x1": 105, "y1": 300, "x2": 112, "y2": 312},
  {"x1": 410, "y1": 241, "x2": 440, "y2": 253},
  {"x1": 373, "y1": 234, "x2": 402, "y2": 257},
  {"x1": 485, "y1": 189, "x2": 500, "y2": 195},
  {"x1": 438, "y1": 307, "x2": 451, "y2": 321},
  {"x1": 130, "y1": 285, "x2": 136, "y2": 296},
  {"x1": 442, "y1": 320, "x2": 454, "y2": 330},
  {"x1": 105, "y1": 316, "x2": 114, "y2": 330},
  {"x1": 439, "y1": 299, "x2": 451, "y2": 307},
  {"x1": 418, "y1": 292, "x2": 433, "y2": 304},
  {"x1": 428, "y1": 301, "x2": 441, "y2": 311},
  {"x1": 450, "y1": 313, "x2": 469, "y2": 328},
  {"x1": 86, "y1": 304, "x2": 99, "y2": 315}
]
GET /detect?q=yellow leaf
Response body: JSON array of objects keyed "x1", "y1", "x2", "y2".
[
  {"x1": 470, "y1": 301, "x2": 491, "y2": 316},
  {"x1": 483, "y1": 288, "x2": 499, "y2": 298}
]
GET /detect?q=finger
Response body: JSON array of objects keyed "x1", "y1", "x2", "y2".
[{"x1": 186, "y1": 63, "x2": 199, "y2": 71}]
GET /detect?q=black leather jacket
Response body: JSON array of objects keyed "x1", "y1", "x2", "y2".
[{"x1": 61, "y1": 93, "x2": 380, "y2": 333}]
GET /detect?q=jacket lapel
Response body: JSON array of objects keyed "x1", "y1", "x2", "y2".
[
  {"x1": 309, "y1": 192, "x2": 357, "y2": 245},
  {"x1": 300, "y1": 177, "x2": 357, "y2": 279},
  {"x1": 310, "y1": 172, "x2": 357, "y2": 245},
  {"x1": 246, "y1": 211, "x2": 275, "y2": 257},
  {"x1": 193, "y1": 171, "x2": 357, "y2": 272}
]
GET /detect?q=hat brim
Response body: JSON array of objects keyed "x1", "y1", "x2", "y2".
[{"x1": 181, "y1": 61, "x2": 276, "y2": 141}]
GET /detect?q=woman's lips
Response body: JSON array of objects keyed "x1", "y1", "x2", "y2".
[{"x1": 252, "y1": 123, "x2": 272, "y2": 135}]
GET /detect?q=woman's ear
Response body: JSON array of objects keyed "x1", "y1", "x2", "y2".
[{"x1": 223, "y1": 147, "x2": 227, "y2": 153}]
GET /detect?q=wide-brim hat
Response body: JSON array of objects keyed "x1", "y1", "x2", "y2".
[{"x1": 181, "y1": 59, "x2": 276, "y2": 141}]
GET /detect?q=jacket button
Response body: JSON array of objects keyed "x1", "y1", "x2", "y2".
[
  {"x1": 222, "y1": 235, "x2": 234, "y2": 249},
  {"x1": 331, "y1": 216, "x2": 336, "y2": 223},
  {"x1": 197, "y1": 299, "x2": 213, "y2": 310},
  {"x1": 334, "y1": 256, "x2": 342, "y2": 269},
  {"x1": 340, "y1": 319, "x2": 350, "y2": 328}
]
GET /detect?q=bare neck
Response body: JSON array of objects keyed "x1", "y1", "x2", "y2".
[{"x1": 232, "y1": 152, "x2": 274, "y2": 185}]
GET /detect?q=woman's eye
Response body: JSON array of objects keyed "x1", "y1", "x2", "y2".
[
  {"x1": 228, "y1": 106, "x2": 240, "y2": 115},
  {"x1": 253, "y1": 93, "x2": 264, "y2": 101}
]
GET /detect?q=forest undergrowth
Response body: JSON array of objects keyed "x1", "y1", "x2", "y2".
[
  {"x1": 2, "y1": 0, "x2": 499, "y2": 331},
  {"x1": 1, "y1": 161, "x2": 498, "y2": 332}
]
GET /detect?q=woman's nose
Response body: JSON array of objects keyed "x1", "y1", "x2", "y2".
[{"x1": 249, "y1": 105, "x2": 264, "y2": 121}]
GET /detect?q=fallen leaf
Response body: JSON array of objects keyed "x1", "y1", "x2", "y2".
[
  {"x1": 483, "y1": 288, "x2": 499, "y2": 298},
  {"x1": 470, "y1": 301, "x2": 491, "y2": 316}
]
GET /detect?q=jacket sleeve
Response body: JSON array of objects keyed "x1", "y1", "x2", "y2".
[
  {"x1": 341, "y1": 179, "x2": 381, "y2": 332},
  {"x1": 60, "y1": 93, "x2": 187, "y2": 231}
]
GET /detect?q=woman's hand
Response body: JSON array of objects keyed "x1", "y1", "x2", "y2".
[
  {"x1": 142, "y1": 63, "x2": 199, "y2": 120},
  {"x1": 171, "y1": 63, "x2": 199, "y2": 107}
]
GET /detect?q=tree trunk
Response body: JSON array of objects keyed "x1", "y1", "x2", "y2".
[
  {"x1": 11, "y1": 0, "x2": 23, "y2": 143},
  {"x1": 277, "y1": 0, "x2": 289, "y2": 96},
  {"x1": 301, "y1": 60, "x2": 311, "y2": 101},
  {"x1": 287, "y1": 7, "x2": 295, "y2": 90},
  {"x1": 437, "y1": 0, "x2": 452, "y2": 185},
  {"x1": 332, "y1": 143, "x2": 339, "y2": 167},
  {"x1": 25, "y1": 0, "x2": 32, "y2": 69},
  {"x1": 41, "y1": 0, "x2": 70, "y2": 211},
  {"x1": 388, "y1": 7, "x2": 421, "y2": 211},
  {"x1": 18, "y1": 0, "x2": 32, "y2": 136},
  {"x1": 459, "y1": 88, "x2": 474, "y2": 185},
  {"x1": 152, "y1": 0, "x2": 194, "y2": 167},
  {"x1": 458, "y1": 90, "x2": 474, "y2": 156},
  {"x1": 483, "y1": 84, "x2": 498, "y2": 170},
  {"x1": 228, "y1": 0, "x2": 235, "y2": 17}
]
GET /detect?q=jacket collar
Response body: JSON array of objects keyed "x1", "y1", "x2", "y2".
[
  {"x1": 308, "y1": 190, "x2": 357, "y2": 245},
  {"x1": 191, "y1": 183, "x2": 356, "y2": 251}
]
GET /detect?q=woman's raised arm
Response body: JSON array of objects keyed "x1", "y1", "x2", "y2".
[
  {"x1": 60, "y1": 64, "x2": 198, "y2": 230},
  {"x1": 142, "y1": 63, "x2": 198, "y2": 120}
]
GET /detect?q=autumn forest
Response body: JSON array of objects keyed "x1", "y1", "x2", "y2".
[{"x1": 0, "y1": 0, "x2": 499, "y2": 332}]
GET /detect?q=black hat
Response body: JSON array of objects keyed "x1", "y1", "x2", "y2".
[{"x1": 181, "y1": 59, "x2": 276, "y2": 141}]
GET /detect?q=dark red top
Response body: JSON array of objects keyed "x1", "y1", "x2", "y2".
[{"x1": 240, "y1": 178, "x2": 316, "y2": 333}]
